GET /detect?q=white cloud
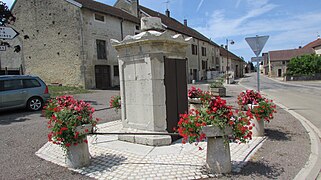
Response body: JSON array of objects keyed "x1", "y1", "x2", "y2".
[
  {"x1": 195, "y1": 1, "x2": 278, "y2": 39},
  {"x1": 193, "y1": 0, "x2": 321, "y2": 60}
]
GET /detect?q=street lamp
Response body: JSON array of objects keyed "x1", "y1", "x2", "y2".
[{"x1": 225, "y1": 39, "x2": 234, "y2": 84}]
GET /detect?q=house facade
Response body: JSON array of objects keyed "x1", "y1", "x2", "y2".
[
  {"x1": 262, "y1": 39, "x2": 320, "y2": 77},
  {"x1": 1, "y1": 0, "x2": 244, "y2": 88}
]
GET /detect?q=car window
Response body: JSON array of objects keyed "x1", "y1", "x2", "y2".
[
  {"x1": 3, "y1": 80, "x2": 23, "y2": 91},
  {"x1": 23, "y1": 79, "x2": 41, "y2": 88}
]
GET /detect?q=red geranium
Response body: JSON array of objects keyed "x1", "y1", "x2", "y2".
[
  {"x1": 177, "y1": 96, "x2": 253, "y2": 144},
  {"x1": 43, "y1": 96, "x2": 99, "y2": 150}
]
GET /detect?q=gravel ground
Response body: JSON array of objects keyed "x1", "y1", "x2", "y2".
[
  {"x1": 200, "y1": 83, "x2": 311, "y2": 179},
  {"x1": 0, "y1": 90, "x2": 120, "y2": 180}
]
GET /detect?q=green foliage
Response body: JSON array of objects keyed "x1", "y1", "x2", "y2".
[
  {"x1": 286, "y1": 54, "x2": 321, "y2": 76},
  {"x1": 48, "y1": 86, "x2": 90, "y2": 97},
  {"x1": 210, "y1": 78, "x2": 224, "y2": 88}
]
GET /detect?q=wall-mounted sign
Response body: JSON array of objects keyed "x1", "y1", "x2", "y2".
[
  {"x1": 0, "y1": 26, "x2": 19, "y2": 40},
  {"x1": 0, "y1": 45, "x2": 6, "y2": 51}
]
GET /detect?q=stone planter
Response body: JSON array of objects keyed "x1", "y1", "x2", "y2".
[
  {"x1": 209, "y1": 87, "x2": 226, "y2": 97},
  {"x1": 250, "y1": 117, "x2": 264, "y2": 137},
  {"x1": 248, "y1": 104, "x2": 264, "y2": 137},
  {"x1": 188, "y1": 97, "x2": 202, "y2": 111},
  {"x1": 76, "y1": 124, "x2": 93, "y2": 135},
  {"x1": 202, "y1": 125, "x2": 232, "y2": 174},
  {"x1": 65, "y1": 124, "x2": 92, "y2": 168}
]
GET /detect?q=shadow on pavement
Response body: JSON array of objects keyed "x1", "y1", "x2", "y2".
[
  {"x1": 0, "y1": 110, "x2": 42, "y2": 125},
  {"x1": 232, "y1": 160, "x2": 284, "y2": 179},
  {"x1": 265, "y1": 129, "x2": 290, "y2": 141}
]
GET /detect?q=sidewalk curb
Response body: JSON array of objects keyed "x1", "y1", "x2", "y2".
[
  {"x1": 239, "y1": 76, "x2": 321, "y2": 179},
  {"x1": 264, "y1": 75, "x2": 321, "y2": 90}
]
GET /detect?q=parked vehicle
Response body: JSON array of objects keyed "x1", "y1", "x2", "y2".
[{"x1": 0, "y1": 75, "x2": 50, "y2": 111}]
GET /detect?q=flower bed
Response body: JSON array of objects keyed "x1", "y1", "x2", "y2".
[
  {"x1": 177, "y1": 96, "x2": 253, "y2": 144},
  {"x1": 43, "y1": 96, "x2": 99, "y2": 150}
]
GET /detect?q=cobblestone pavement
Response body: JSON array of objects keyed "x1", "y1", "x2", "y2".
[{"x1": 36, "y1": 120, "x2": 265, "y2": 180}]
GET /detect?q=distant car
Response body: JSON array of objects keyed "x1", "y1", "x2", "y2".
[{"x1": 0, "y1": 75, "x2": 50, "y2": 111}]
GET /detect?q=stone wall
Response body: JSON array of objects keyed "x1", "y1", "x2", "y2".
[
  {"x1": 80, "y1": 8, "x2": 138, "y2": 88},
  {"x1": 314, "y1": 46, "x2": 321, "y2": 55},
  {"x1": 270, "y1": 61, "x2": 287, "y2": 77},
  {"x1": 6, "y1": 0, "x2": 138, "y2": 88},
  {"x1": 285, "y1": 73, "x2": 321, "y2": 81},
  {"x1": 11, "y1": 0, "x2": 84, "y2": 86}
]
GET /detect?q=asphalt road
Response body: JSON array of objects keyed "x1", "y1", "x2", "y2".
[
  {"x1": 0, "y1": 90, "x2": 120, "y2": 180},
  {"x1": 240, "y1": 73, "x2": 321, "y2": 135}
]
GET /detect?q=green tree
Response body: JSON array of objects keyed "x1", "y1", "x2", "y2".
[{"x1": 286, "y1": 54, "x2": 321, "y2": 76}]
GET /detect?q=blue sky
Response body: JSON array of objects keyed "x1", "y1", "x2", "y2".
[{"x1": 4, "y1": 0, "x2": 321, "y2": 61}]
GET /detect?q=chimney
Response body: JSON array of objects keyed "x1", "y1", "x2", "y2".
[
  {"x1": 165, "y1": 9, "x2": 170, "y2": 17},
  {"x1": 184, "y1": 19, "x2": 187, "y2": 26}
]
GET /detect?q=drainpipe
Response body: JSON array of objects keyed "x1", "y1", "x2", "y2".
[
  {"x1": 136, "y1": 0, "x2": 140, "y2": 18},
  {"x1": 79, "y1": 9, "x2": 87, "y2": 88},
  {"x1": 120, "y1": 18, "x2": 124, "y2": 40}
]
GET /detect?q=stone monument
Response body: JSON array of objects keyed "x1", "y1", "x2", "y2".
[{"x1": 111, "y1": 17, "x2": 191, "y2": 146}]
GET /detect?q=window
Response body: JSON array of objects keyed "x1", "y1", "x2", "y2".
[
  {"x1": 191, "y1": 44, "x2": 198, "y2": 55},
  {"x1": 201, "y1": 47, "x2": 206, "y2": 56},
  {"x1": 94, "y1": 13, "x2": 105, "y2": 22},
  {"x1": 23, "y1": 79, "x2": 41, "y2": 88},
  {"x1": 114, "y1": 65, "x2": 119, "y2": 76},
  {"x1": 1, "y1": 80, "x2": 23, "y2": 91},
  {"x1": 96, "y1": 40, "x2": 107, "y2": 59},
  {"x1": 202, "y1": 60, "x2": 207, "y2": 70},
  {"x1": 282, "y1": 61, "x2": 285, "y2": 65}
]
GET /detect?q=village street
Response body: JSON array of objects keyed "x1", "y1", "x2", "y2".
[
  {"x1": 0, "y1": 75, "x2": 317, "y2": 179},
  {"x1": 241, "y1": 73, "x2": 321, "y2": 136}
]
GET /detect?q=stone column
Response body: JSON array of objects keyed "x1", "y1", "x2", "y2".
[
  {"x1": 111, "y1": 17, "x2": 191, "y2": 146},
  {"x1": 202, "y1": 125, "x2": 232, "y2": 174}
]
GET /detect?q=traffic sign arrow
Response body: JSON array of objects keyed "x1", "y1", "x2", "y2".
[
  {"x1": 0, "y1": 26, "x2": 19, "y2": 40},
  {"x1": 245, "y1": 35, "x2": 269, "y2": 57}
]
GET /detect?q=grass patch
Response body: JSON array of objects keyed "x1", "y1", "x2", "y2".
[{"x1": 48, "y1": 86, "x2": 91, "y2": 97}]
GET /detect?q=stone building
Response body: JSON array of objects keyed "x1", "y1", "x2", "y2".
[
  {"x1": 1, "y1": 0, "x2": 244, "y2": 88},
  {"x1": 219, "y1": 46, "x2": 244, "y2": 79},
  {"x1": 262, "y1": 38, "x2": 320, "y2": 77}
]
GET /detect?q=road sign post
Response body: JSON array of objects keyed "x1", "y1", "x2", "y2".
[{"x1": 245, "y1": 35, "x2": 269, "y2": 92}]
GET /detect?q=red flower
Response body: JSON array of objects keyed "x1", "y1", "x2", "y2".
[
  {"x1": 84, "y1": 139, "x2": 88, "y2": 144},
  {"x1": 60, "y1": 127, "x2": 68, "y2": 131}
]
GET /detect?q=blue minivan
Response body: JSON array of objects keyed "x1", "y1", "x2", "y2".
[{"x1": 0, "y1": 75, "x2": 50, "y2": 111}]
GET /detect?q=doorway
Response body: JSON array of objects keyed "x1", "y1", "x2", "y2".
[
  {"x1": 278, "y1": 69, "x2": 282, "y2": 77},
  {"x1": 164, "y1": 58, "x2": 188, "y2": 141},
  {"x1": 95, "y1": 65, "x2": 111, "y2": 89}
]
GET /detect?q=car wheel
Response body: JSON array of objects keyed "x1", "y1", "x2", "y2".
[{"x1": 27, "y1": 97, "x2": 43, "y2": 111}]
